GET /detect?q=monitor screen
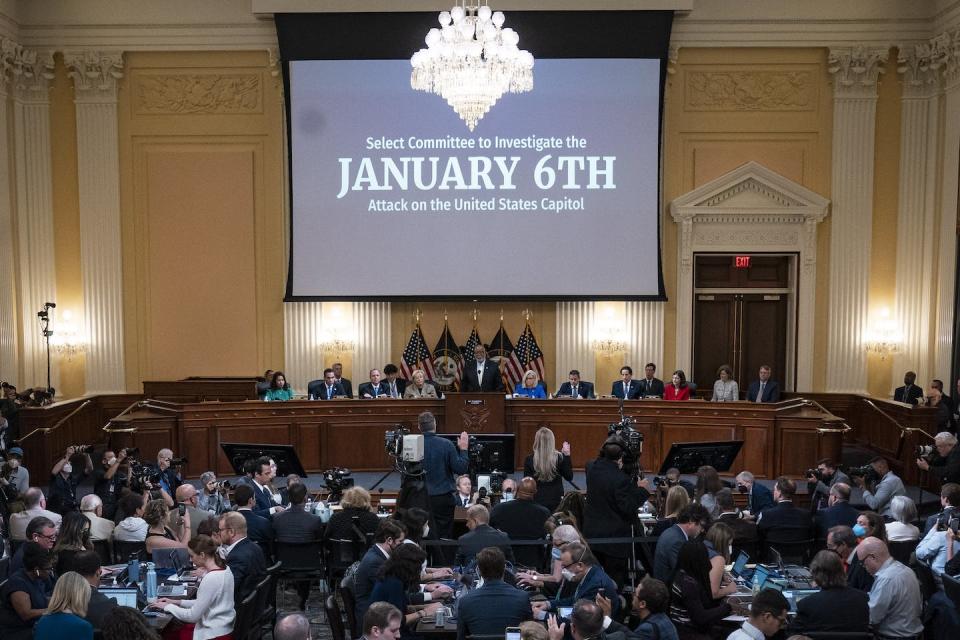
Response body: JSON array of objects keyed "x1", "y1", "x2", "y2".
[
  {"x1": 732, "y1": 551, "x2": 749, "y2": 576},
  {"x1": 99, "y1": 588, "x2": 140, "y2": 609}
]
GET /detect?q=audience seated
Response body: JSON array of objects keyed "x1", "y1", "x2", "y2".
[
  {"x1": 667, "y1": 541, "x2": 732, "y2": 640},
  {"x1": 734, "y1": 472, "x2": 775, "y2": 515},
  {"x1": 856, "y1": 536, "x2": 924, "y2": 639},
  {"x1": 515, "y1": 523, "x2": 581, "y2": 595},
  {"x1": 457, "y1": 546, "x2": 533, "y2": 640},
  {"x1": 855, "y1": 511, "x2": 888, "y2": 543},
  {"x1": 370, "y1": 543, "x2": 442, "y2": 640},
  {"x1": 361, "y1": 603, "x2": 403, "y2": 640},
  {"x1": 757, "y1": 477, "x2": 813, "y2": 548},
  {"x1": 113, "y1": 491, "x2": 148, "y2": 542},
  {"x1": 886, "y1": 495, "x2": 920, "y2": 542},
  {"x1": 654, "y1": 485, "x2": 691, "y2": 536},
  {"x1": 324, "y1": 485, "x2": 380, "y2": 542},
  {"x1": 789, "y1": 550, "x2": 869, "y2": 634},
  {"x1": 490, "y1": 476, "x2": 551, "y2": 568},
  {"x1": 234, "y1": 483, "x2": 275, "y2": 546},
  {"x1": 600, "y1": 576, "x2": 678, "y2": 640},
  {"x1": 99, "y1": 606, "x2": 162, "y2": 640},
  {"x1": 52, "y1": 511, "x2": 95, "y2": 574},
  {"x1": 693, "y1": 465, "x2": 723, "y2": 520},
  {"x1": 917, "y1": 498, "x2": 960, "y2": 577},
  {"x1": 33, "y1": 571, "x2": 94, "y2": 640},
  {"x1": 79, "y1": 494, "x2": 115, "y2": 542},
  {"x1": 170, "y1": 484, "x2": 207, "y2": 537},
  {"x1": 813, "y1": 482, "x2": 860, "y2": 539},
  {"x1": 533, "y1": 541, "x2": 620, "y2": 619},
  {"x1": 143, "y1": 499, "x2": 190, "y2": 555},
  {"x1": 704, "y1": 522, "x2": 738, "y2": 599},
  {"x1": 10, "y1": 515, "x2": 57, "y2": 573},
  {"x1": 70, "y1": 550, "x2": 118, "y2": 630},
  {"x1": 0, "y1": 542, "x2": 56, "y2": 640},
  {"x1": 715, "y1": 489, "x2": 758, "y2": 553},
  {"x1": 653, "y1": 503, "x2": 710, "y2": 583},
  {"x1": 218, "y1": 511, "x2": 266, "y2": 603},
  {"x1": 353, "y1": 519, "x2": 406, "y2": 632},
  {"x1": 727, "y1": 588, "x2": 789, "y2": 640},
  {"x1": 546, "y1": 600, "x2": 607, "y2": 640},
  {"x1": 828, "y1": 525, "x2": 874, "y2": 592},
  {"x1": 9, "y1": 487, "x2": 62, "y2": 540},
  {"x1": 455, "y1": 504, "x2": 515, "y2": 567}
]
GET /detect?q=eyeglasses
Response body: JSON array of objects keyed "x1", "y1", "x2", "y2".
[{"x1": 35, "y1": 532, "x2": 57, "y2": 542}]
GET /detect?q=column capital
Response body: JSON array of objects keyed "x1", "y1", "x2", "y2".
[
  {"x1": 936, "y1": 29, "x2": 960, "y2": 91},
  {"x1": 897, "y1": 43, "x2": 941, "y2": 99},
  {"x1": 11, "y1": 47, "x2": 55, "y2": 102},
  {"x1": 64, "y1": 50, "x2": 124, "y2": 101},
  {"x1": 828, "y1": 46, "x2": 888, "y2": 99}
]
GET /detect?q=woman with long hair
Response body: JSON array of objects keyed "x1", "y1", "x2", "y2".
[
  {"x1": 143, "y1": 499, "x2": 191, "y2": 556},
  {"x1": 264, "y1": 371, "x2": 295, "y2": 401},
  {"x1": 694, "y1": 465, "x2": 723, "y2": 519},
  {"x1": 523, "y1": 427, "x2": 574, "y2": 512},
  {"x1": 704, "y1": 523, "x2": 737, "y2": 599},
  {"x1": 150, "y1": 535, "x2": 235, "y2": 639},
  {"x1": 665, "y1": 370, "x2": 691, "y2": 401},
  {"x1": 369, "y1": 543, "x2": 442, "y2": 638},
  {"x1": 669, "y1": 541, "x2": 731, "y2": 640},
  {"x1": 101, "y1": 607, "x2": 161, "y2": 640},
  {"x1": 52, "y1": 511, "x2": 94, "y2": 575},
  {"x1": 854, "y1": 511, "x2": 887, "y2": 543},
  {"x1": 653, "y1": 485, "x2": 690, "y2": 536},
  {"x1": 324, "y1": 486, "x2": 380, "y2": 541},
  {"x1": 33, "y1": 572, "x2": 93, "y2": 639}
]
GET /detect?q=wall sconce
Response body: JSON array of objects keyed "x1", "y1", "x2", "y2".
[
  {"x1": 50, "y1": 310, "x2": 88, "y2": 361},
  {"x1": 591, "y1": 307, "x2": 627, "y2": 356},
  {"x1": 319, "y1": 306, "x2": 356, "y2": 354},
  {"x1": 863, "y1": 308, "x2": 902, "y2": 360}
]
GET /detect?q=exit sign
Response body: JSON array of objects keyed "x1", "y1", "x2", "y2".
[{"x1": 734, "y1": 255, "x2": 751, "y2": 268}]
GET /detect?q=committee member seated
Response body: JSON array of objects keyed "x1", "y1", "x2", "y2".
[
  {"x1": 916, "y1": 431, "x2": 960, "y2": 485},
  {"x1": 894, "y1": 370, "x2": 924, "y2": 405},
  {"x1": 856, "y1": 536, "x2": 924, "y2": 639},
  {"x1": 664, "y1": 370, "x2": 691, "y2": 401},
  {"x1": 455, "y1": 504, "x2": 514, "y2": 567},
  {"x1": 757, "y1": 477, "x2": 813, "y2": 545},
  {"x1": 638, "y1": 362, "x2": 665, "y2": 398},
  {"x1": 403, "y1": 369, "x2": 438, "y2": 398},
  {"x1": 556, "y1": 369, "x2": 594, "y2": 399},
  {"x1": 331, "y1": 362, "x2": 353, "y2": 398},
  {"x1": 523, "y1": 426, "x2": 574, "y2": 512},
  {"x1": 746, "y1": 365, "x2": 780, "y2": 403},
  {"x1": 263, "y1": 371, "x2": 295, "y2": 401},
  {"x1": 461, "y1": 344, "x2": 506, "y2": 393},
  {"x1": 612, "y1": 366, "x2": 642, "y2": 399},
  {"x1": 653, "y1": 503, "x2": 710, "y2": 583},
  {"x1": 457, "y1": 547, "x2": 532, "y2": 640},
  {"x1": 0, "y1": 542, "x2": 55, "y2": 639},
  {"x1": 814, "y1": 483, "x2": 860, "y2": 539},
  {"x1": 490, "y1": 477, "x2": 551, "y2": 568},
  {"x1": 711, "y1": 365, "x2": 739, "y2": 402},
  {"x1": 515, "y1": 370, "x2": 547, "y2": 398},
  {"x1": 727, "y1": 588, "x2": 789, "y2": 640},
  {"x1": 532, "y1": 542, "x2": 620, "y2": 619},
  {"x1": 734, "y1": 471, "x2": 775, "y2": 516},
  {"x1": 9, "y1": 487, "x2": 62, "y2": 540},
  {"x1": 598, "y1": 576, "x2": 678, "y2": 640},
  {"x1": 359, "y1": 368, "x2": 391, "y2": 399},
  {"x1": 789, "y1": 549, "x2": 869, "y2": 635},
  {"x1": 383, "y1": 363, "x2": 407, "y2": 398},
  {"x1": 308, "y1": 368, "x2": 347, "y2": 400},
  {"x1": 851, "y1": 456, "x2": 906, "y2": 518}
]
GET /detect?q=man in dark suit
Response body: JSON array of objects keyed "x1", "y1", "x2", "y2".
[
  {"x1": 455, "y1": 504, "x2": 514, "y2": 566},
  {"x1": 638, "y1": 363, "x2": 665, "y2": 398},
  {"x1": 333, "y1": 362, "x2": 353, "y2": 398},
  {"x1": 308, "y1": 367, "x2": 347, "y2": 400},
  {"x1": 746, "y1": 365, "x2": 781, "y2": 403},
  {"x1": 490, "y1": 477, "x2": 551, "y2": 568},
  {"x1": 220, "y1": 511, "x2": 267, "y2": 602},
  {"x1": 716, "y1": 488, "x2": 759, "y2": 553},
  {"x1": 382, "y1": 364, "x2": 407, "y2": 398},
  {"x1": 74, "y1": 550, "x2": 117, "y2": 630},
  {"x1": 814, "y1": 483, "x2": 860, "y2": 539},
  {"x1": 827, "y1": 525, "x2": 873, "y2": 592},
  {"x1": 273, "y1": 482, "x2": 322, "y2": 609},
  {"x1": 457, "y1": 547, "x2": 532, "y2": 640},
  {"x1": 532, "y1": 542, "x2": 620, "y2": 619},
  {"x1": 653, "y1": 503, "x2": 710, "y2": 583},
  {"x1": 894, "y1": 371, "x2": 924, "y2": 405},
  {"x1": 235, "y1": 483, "x2": 275, "y2": 546},
  {"x1": 461, "y1": 344, "x2": 506, "y2": 392},
  {"x1": 248, "y1": 456, "x2": 282, "y2": 518},
  {"x1": 584, "y1": 436, "x2": 651, "y2": 585},
  {"x1": 358, "y1": 368, "x2": 390, "y2": 399},
  {"x1": 611, "y1": 366, "x2": 642, "y2": 399},
  {"x1": 353, "y1": 519, "x2": 406, "y2": 633},
  {"x1": 790, "y1": 550, "x2": 869, "y2": 635},
  {"x1": 555, "y1": 369, "x2": 595, "y2": 399},
  {"x1": 757, "y1": 477, "x2": 814, "y2": 547},
  {"x1": 735, "y1": 470, "x2": 776, "y2": 515}
]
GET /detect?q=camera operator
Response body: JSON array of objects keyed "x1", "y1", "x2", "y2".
[
  {"x1": 584, "y1": 434, "x2": 651, "y2": 586},
  {"x1": 93, "y1": 449, "x2": 130, "y2": 520},
  {"x1": 850, "y1": 456, "x2": 906, "y2": 518},
  {"x1": 916, "y1": 432, "x2": 960, "y2": 485},
  {"x1": 198, "y1": 471, "x2": 232, "y2": 515},
  {"x1": 153, "y1": 448, "x2": 183, "y2": 504},
  {"x1": 49, "y1": 445, "x2": 93, "y2": 514},
  {"x1": 806, "y1": 458, "x2": 851, "y2": 511},
  {"x1": 418, "y1": 410, "x2": 469, "y2": 540},
  {"x1": 2, "y1": 446, "x2": 29, "y2": 495}
]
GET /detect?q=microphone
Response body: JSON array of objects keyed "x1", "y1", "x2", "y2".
[{"x1": 44, "y1": 302, "x2": 56, "y2": 308}]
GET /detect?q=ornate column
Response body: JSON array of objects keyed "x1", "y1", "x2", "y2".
[
  {"x1": 892, "y1": 45, "x2": 940, "y2": 385},
  {"x1": 825, "y1": 47, "x2": 887, "y2": 394},
  {"x1": 12, "y1": 48, "x2": 57, "y2": 391},
  {"x1": 64, "y1": 50, "x2": 126, "y2": 394},
  {"x1": 352, "y1": 301, "x2": 391, "y2": 384},
  {"x1": 283, "y1": 301, "x2": 323, "y2": 393},
  {"x1": 625, "y1": 302, "x2": 664, "y2": 374},
  {"x1": 935, "y1": 31, "x2": 960, "y2": 378},
  {"x1": 555, "y1": 301, "x2": 595, "y2": 385},
  {"x1": 0, "y1": 39, "x2": 22, "y2": 384}
]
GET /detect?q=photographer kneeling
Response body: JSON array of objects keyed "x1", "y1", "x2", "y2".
[
  {"x1": 917, "y1": 432, "x2": 960, "y2": 485},
  {"x1": 806, "y1": 458, "x2": 850, "y2": 510},
  {"x1": 197, "y1": 471, "x2": 232, "y2": 515},
  {"x1": 849, "y1": 456, "x2": 906, "y2": 519}
]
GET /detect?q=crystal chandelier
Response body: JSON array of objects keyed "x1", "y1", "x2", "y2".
[{"x1": 411, "y1": 2, "x2": 534, "y2": 131}]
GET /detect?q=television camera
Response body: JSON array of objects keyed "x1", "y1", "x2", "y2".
[
  {"x1": 385, "y1": 426, "x2": 425, "y2": 477},
  {"x1": 608, "y1": 414, "x2": 644, "y2": 481},
  {"x1": 321, "y1": 467, "x2": 354, "y2": 502},
  {"x1": 847, "y1": 463, "x2": 880, "y2": 485}
]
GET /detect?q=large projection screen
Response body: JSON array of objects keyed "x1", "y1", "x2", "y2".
[{"x1": 277, "y1": 12, "x2": 672, "y2": 301}]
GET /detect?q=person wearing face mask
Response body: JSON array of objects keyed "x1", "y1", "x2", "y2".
[
  {"x1": 532, "y1": 542, "x2": 620, "y2": 620},
  {"x1": 490, "y1": 477, "x2": 551, "y2": 568},
  {"x1": 856, "y1": 537, "x2": 924, "y2": 639},
  {"x1": 733, "y1": 471, "x2": 774, "y2": 517},
  {"x1": 813, "y1": 483, "x2": 860, "y2": 539},
  {"x1": 516, "y1": 524, "x2": 581, "y2": 594},
  {"x1": 92, "y1": 449, "x2": 128, "y2": 521},
  {"x1": 354, "y1": 520, "x2": 407, "y2": 635},
  {"x1": 456, "y1": 547, "x2": 533, "y2": 640},
  {"x1": 48, "y1": 446, "x2": 92, "y2": 515},
  {"x1": 2, "y1": 446, "x2": 29, "y2": 495},
  {"x1": 826, "y1": 525, "x2": 873, "y2": 592},
  {"x1": 595, "y1": 576, "x2": 678, "y2": 640},
  {"x1": 455, "y1": 504, "x2": 514, "y2": 567}
]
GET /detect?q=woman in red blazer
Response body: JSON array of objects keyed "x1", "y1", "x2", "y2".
[{"x1": 664, "y1": 370, "x2": 691, "y2": 401}]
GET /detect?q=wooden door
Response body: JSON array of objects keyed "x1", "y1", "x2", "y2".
[{"x1": 693, "y1": 294, "x2": 737, "y2": 390}]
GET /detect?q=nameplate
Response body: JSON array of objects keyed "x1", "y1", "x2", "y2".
[{"x1": 467, "y1": 400, "x2": 485, "y2": 406}]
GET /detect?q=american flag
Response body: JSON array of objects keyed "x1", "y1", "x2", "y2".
[
  {"x1": 489, "y1": 322, "x2": 523, "y2": 390},
  {"x1": 400, "y1": 324, "x2": 435, "y2": 381},
  {"x1": 515, "y1": 322, "x2": 546, "y2": 382},
  {"x1": 432, "y1": 322, "x2": 462, "y2": 391},
  {"x1": 461, "y1": 327, "x2": 483, "y2": 365}
]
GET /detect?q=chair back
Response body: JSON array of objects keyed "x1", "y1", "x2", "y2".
[
  {"x1": 887, "y1": 540, "x2": 917, "y2": 566},
  {"x1": 339, "y1": 580, "x2": 359, "y2": 638},
  {"x1": 326, "y1": 594, "x2": 347, "y2": 640},
  {"x1": 327, "y1": 538, "x2": 362, "y2": 581},
  {"x1": 113, "y1": 540, "x2": 147, "y2": 563},
  {"x1": 234, "y1": 588, "x2": 258, "y2": 640},
  {"x1": 764, "y1": 533, "x2": 814, "y2": 565},
  {"x1": 913, "y1": 561, "x2": 937, "y2": 602},
  {"x1": 276, "y1": 541, "x2": 324, "y2": 574},
  {"x1": 92, "y1": 540, "x2": 112, "y2": 566},
  {"x1": 941, "y1": 572, "x2": 960, "y2": 609}
]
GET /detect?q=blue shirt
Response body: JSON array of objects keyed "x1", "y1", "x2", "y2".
[
  {"x1": 422, "y1": 431, "x2": 469, "y2": 496},
  {"x1": 513, "y1": 383, "x2": 546, "y2": 399},
  {"x1": 34, "y1": 612, "x2": 93, "y2": 640},
  {"x1": 634, "y1": 612, "x2": 679, "y2": 640}
]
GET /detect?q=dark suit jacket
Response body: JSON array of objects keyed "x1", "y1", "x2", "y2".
[
  {"x1": 490, "y1": 498, "x2": 551, "y2": 568},
  {"x1": 523, "y1": 454, "x2": 574, "y2": 513},
  {"x1": 85, "y1": 586, "x2": 118, "y2": 629},
  {"x1": 226, "y1": 537, "x2": 267, "y2": 601},
  {"x1": 894, "y1": 384, "x2": 924, "y2": 405},
  {"x1": 746, "y1": 380, "x2": 781, "y2": 403},
  {"x1": 307, "y1": 380, "x2": 347, "y2": 400},
  {"x1": 846, "y1": 553, "x2": 874, "y2": 592},
  {"x1": 338, "y1": 377, "x2": 353, "y2": 398},
  {"x1": 384, "y1": 378, "x2": 407, "y2": 398},
  {"x1": 653, "y1": 524, "x2": 688, "y2": 582},
  {"x1": 584, "y1": 458, "x2": 649, "y2": 558},
  {"x1": 555, "y1": 381, "x2": 595, "y2": 399},
  {"x1": 757, "y1": 500, "x2": 813, "y2": 543},
  {"x1": 552, "y1": 565, "x2": 620, "y2": 617},
  {"x1": 251, "y1": 483, "x2": 276, "y2": 518},
  {"x1": 814, "y1": 501, "x2": 861, "y2": 539},
  {"x1": 612, "y1": 379, "x2": 642, "y2": 400},
  {"x1": 747, "y1": 483, "x2": 775, "y2": 514},
  {"x1": 358, "y1": 382, "x2": 390, "y2": 399},
  {"x1": 638, "y1": 377, "x2": 665, "y2": 398},
  {"x1": 239, "y1": 508, "x2": 275, "y2": 543},
  {"x1": 273, "y1": 506, "x2": 323, "y2": 543},
  {"x1": 457, "y1": 579, "x2": 533, "y2": 640},
  {"x1": 716, "y1": 512, "x2": 760, "y2": 549},
  {"x1": 790, "y1": 585, "x2": 869, "y2": 634},
  {"x1": 461, "y1": 359, "x2": 506, "y2": 392},
  {"x1": 455, "y1": 523, "x2": 515, "y2": 566},
  {"x1": 354, "y1": 544, "x2": 390, "y2": 628}
]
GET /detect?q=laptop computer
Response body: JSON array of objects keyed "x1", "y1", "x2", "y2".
[
  {"x1": 731, "y1": 551, "x2": 753, "y2": 581},
  {"x1": 99, "y1": 587, "x2": 140, "y2": 609}
]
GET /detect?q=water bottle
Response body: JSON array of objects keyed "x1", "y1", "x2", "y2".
[
  {"x1": 128, "y1": 554, "x2": 140, "y2": 585},
  {"x1": 435, "y1": 606, "x2": 446, "y2": 627},
  {"x1": 145, "y1": 562, "x2": 158, "y2": 602},
  {"x1": 751, "y1": 571, "x2": 761, "y2": 596}
]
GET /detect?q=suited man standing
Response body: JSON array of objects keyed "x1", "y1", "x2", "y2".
[
  {"x1": 490, "y1": 477, "x2": 551, "y2": 568},
  {"x1": 332, "y1": 362, "x2": 354, "y2": 398},
  {"x1": 894, "y1": 371, "x2": 924, "y2": 405},
  {"x1": 219, "y1": 511, "x2": 267, "y2": 602},
  {"x1": 555, "y1": 370, "x2": 594, "y2": 399},
  {"x1": 455, "y1": 504, "x2": 514, "y2": 566},
  {"x1": 456, "y1": 547, "x2": 532, "y2": 640},
  {"x1": 611, "y1": 366, "x2": 642, "y2": 400},
  {"x1": 359, "y1": 369, "x2": 390, "y2": 399},
  {"x1": 746, "y1": 365, "x2": 781, "y2": 403},
  {"x1": 308, "y1": 368, "x2": 347, "y2": 400},
  {"x1": 757, "y1": 477, "x2": 814, "y2": 545},
  {"x1": 461, "y1": 344, "x2": 506, "y2": 392},
  {"x1": 638, "y1": 363, "x2": 665, "y2": 398},
  {"x1": 249, "y1": 456, "x2": 283, "y2": 517},
  {"x1": 814, "y1": 483, "x2": 860, "y2": 539}
]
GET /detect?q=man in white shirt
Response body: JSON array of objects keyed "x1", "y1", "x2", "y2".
[
  {"x1": 915, "y1": 485, "x2": 960, "y2": 577},
  {"x1": 9, "y1": 487, "x2": 62, "y2": 540},
  {"x1": 726, "y1": 589, "x2": 789, "y2": 640},
  {"x1": 80, "y1": 494, "x2": 116, "y2": 541},
  {"x1": 857, "y1": 537, "x2": 924, "y2": 639}
]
